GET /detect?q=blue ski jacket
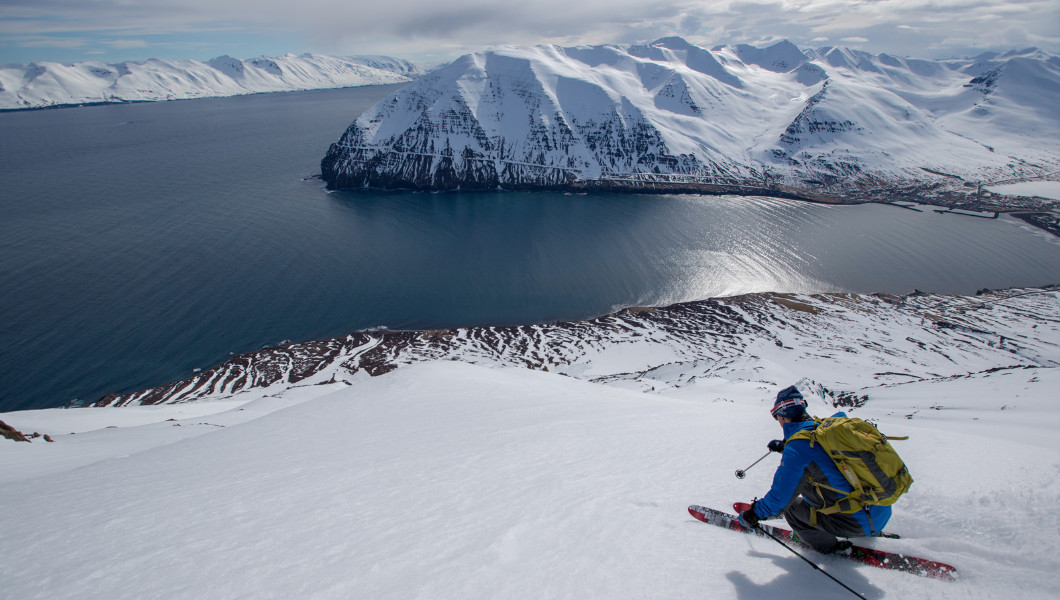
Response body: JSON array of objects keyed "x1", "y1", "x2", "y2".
[{"x1": 753, "y1": 412, "x2": 891, "y2": 536}]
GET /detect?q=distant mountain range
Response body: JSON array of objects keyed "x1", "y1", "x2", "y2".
[
  {"x1": 0, "y1": 54, "x2": 422, "y2": 110},
  {"x1": 320, "y1": 38, "x2": 1060, "y2": 204}
]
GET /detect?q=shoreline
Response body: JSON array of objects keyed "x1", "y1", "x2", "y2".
[
  {"x1": 3, "y1": 283, "x2": 1052, "y2": 413},
  {"x1": 333, "y1": 177, "x2": 1060, "y2": 237},
  {"x1": 0, "y1": 82, "x2": 412, "y2": 113},
  {"x1": 1011, "y1": 212, "x2": 1060, "y2": 236}
]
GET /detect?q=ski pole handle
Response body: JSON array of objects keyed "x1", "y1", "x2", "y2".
[{"x1": 735, "y1": 451, "x2": 772, "y2": 479}]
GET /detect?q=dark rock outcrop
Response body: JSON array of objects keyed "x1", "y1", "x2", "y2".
[{"x1": 1, "y1": 420, "x2": 30, "y2": 442}]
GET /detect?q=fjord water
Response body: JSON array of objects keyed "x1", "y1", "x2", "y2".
[{"x1": 2, "y1": 88, "x2": 1059, "y2": 412}]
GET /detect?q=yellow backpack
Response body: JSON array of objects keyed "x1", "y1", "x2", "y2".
[{"x1": 788, "y1": 416, "x2": 913, "y2": 527}]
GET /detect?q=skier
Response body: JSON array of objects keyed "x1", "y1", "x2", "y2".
[{"x1": 737, "y1": 385, "x2": 892, "y2": 554}]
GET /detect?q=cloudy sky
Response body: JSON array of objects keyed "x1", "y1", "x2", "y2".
[{"x1": 1, "y1": 0, "x2": 1057, "y2": 66}]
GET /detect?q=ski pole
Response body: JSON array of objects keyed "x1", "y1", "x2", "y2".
[
  {"x1": 752, "y1": 524, "x2": 866, "y2": 599},
  {"x1": 734, "y1": 451, "x2": 771, "y2": 479}
]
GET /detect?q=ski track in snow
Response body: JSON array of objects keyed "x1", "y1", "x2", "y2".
[{"x1": 1, "y1": 286, "x2": 1059, "y2": 598}]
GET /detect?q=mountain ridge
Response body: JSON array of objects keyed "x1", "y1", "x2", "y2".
[
  {"x1": 91, "y1": 285, "x2": 1060, "y2": 408},
  {"x1": 321, "y1": 38, "x2": 1060, "y2": 207},
  {"x1": 0, "y1": 53, "x2": 423, "y2": 110}
]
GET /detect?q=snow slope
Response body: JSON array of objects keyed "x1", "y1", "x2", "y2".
[
  {"x1": 0, "y1": 54, "x2": 422, "y2": 110},
  {"x1": 2, "y1": 362, "x2": 1058, "y2": 599},
  {"x1": 321, "y1": 40, "x2": 1060, "y2": 202},
  {"x1": 2, "y1": 287, "x2": 1058, "y2": 599},
  {"x1": 987, "y1": 181, "x2": 1060, "y2": 200}
]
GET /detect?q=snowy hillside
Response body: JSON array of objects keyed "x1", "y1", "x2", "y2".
[
  {"x1": 2, "y1": 286, "x2": 1058, "y2": 599},
  {"x1": 91, "y1": 286, "x2": 1060, "y2": 407},
  {"x1": 0, "y1": 54, "x2": 422, "y2": 110},
  {"x1": 321, "y1": 39, "x2": 1060, "y2": 206}
]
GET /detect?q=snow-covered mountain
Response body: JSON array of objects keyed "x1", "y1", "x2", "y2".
[
  {"x1": 2, "y1": 286, "x2": 1058, "y2": 599},
  {"x1": 0, "y1": 53, "x2": 422, "y2": 110},
  {"x1": 321, "y1": 39, "x2": 1060, "y2": 204}
]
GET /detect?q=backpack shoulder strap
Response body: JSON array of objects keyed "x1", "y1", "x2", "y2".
[{"x1": 784, "y1": 417, "x2": 822, "y2": 446}]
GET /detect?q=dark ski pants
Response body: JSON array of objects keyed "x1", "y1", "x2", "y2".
[{"x1": 784, "y1": 496, "x2": 865, "y2": 553}]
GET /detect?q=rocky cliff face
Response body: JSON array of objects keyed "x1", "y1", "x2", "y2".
[
  {"x1": 321, "y1": 40, "x2": 1060, "y2": 201},
  {"x1": 321, "y1": 49, "x2": 722, "y2": 191}
]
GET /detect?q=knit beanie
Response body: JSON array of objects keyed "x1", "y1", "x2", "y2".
[{"x1": 771, "y1": 386, "x2": 808, "y2": 418}]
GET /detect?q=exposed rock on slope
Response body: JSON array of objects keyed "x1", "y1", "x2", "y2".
[
  {"x1": 94, "y1": 286, "x2": 1060, "y2": 407},
  {"x1": 0, "y1": 420, "x2": 30, "y2": 442}
]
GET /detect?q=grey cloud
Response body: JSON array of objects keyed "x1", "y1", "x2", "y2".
[
  {"x1": 1, "y1": 0, "x2": 1056, "y2": 63},
  {"x1": 389, "y1": 7, "x2": 511, "y2": 38}
]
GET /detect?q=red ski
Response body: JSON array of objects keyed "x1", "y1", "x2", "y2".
[{"x1": 688, "y1": 504, "x2": 957, "y2": 581}]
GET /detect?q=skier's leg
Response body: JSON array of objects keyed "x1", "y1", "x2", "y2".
[
  {"x1": 784, "y1": 497, "x2": 836, "y2": 552},
  {"x1": 783, "y1": 497, "x2": 864, "y2": 553}
]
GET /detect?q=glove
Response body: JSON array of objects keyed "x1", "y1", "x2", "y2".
[
  {"x1": 738, "y1": 502, "x2": 761, "y2": 528},
  {"x1": 767, "y1": 439, "x2": 785, "y2": 453}
]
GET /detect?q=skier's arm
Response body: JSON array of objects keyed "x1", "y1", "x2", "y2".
[{"x1": 754, "y1": 440, "x2": 812, "y2": 518}]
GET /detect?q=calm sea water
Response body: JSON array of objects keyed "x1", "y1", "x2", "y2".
[{"x1": 2, "y1": 86, "x2": 1059, "y2": 412}]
